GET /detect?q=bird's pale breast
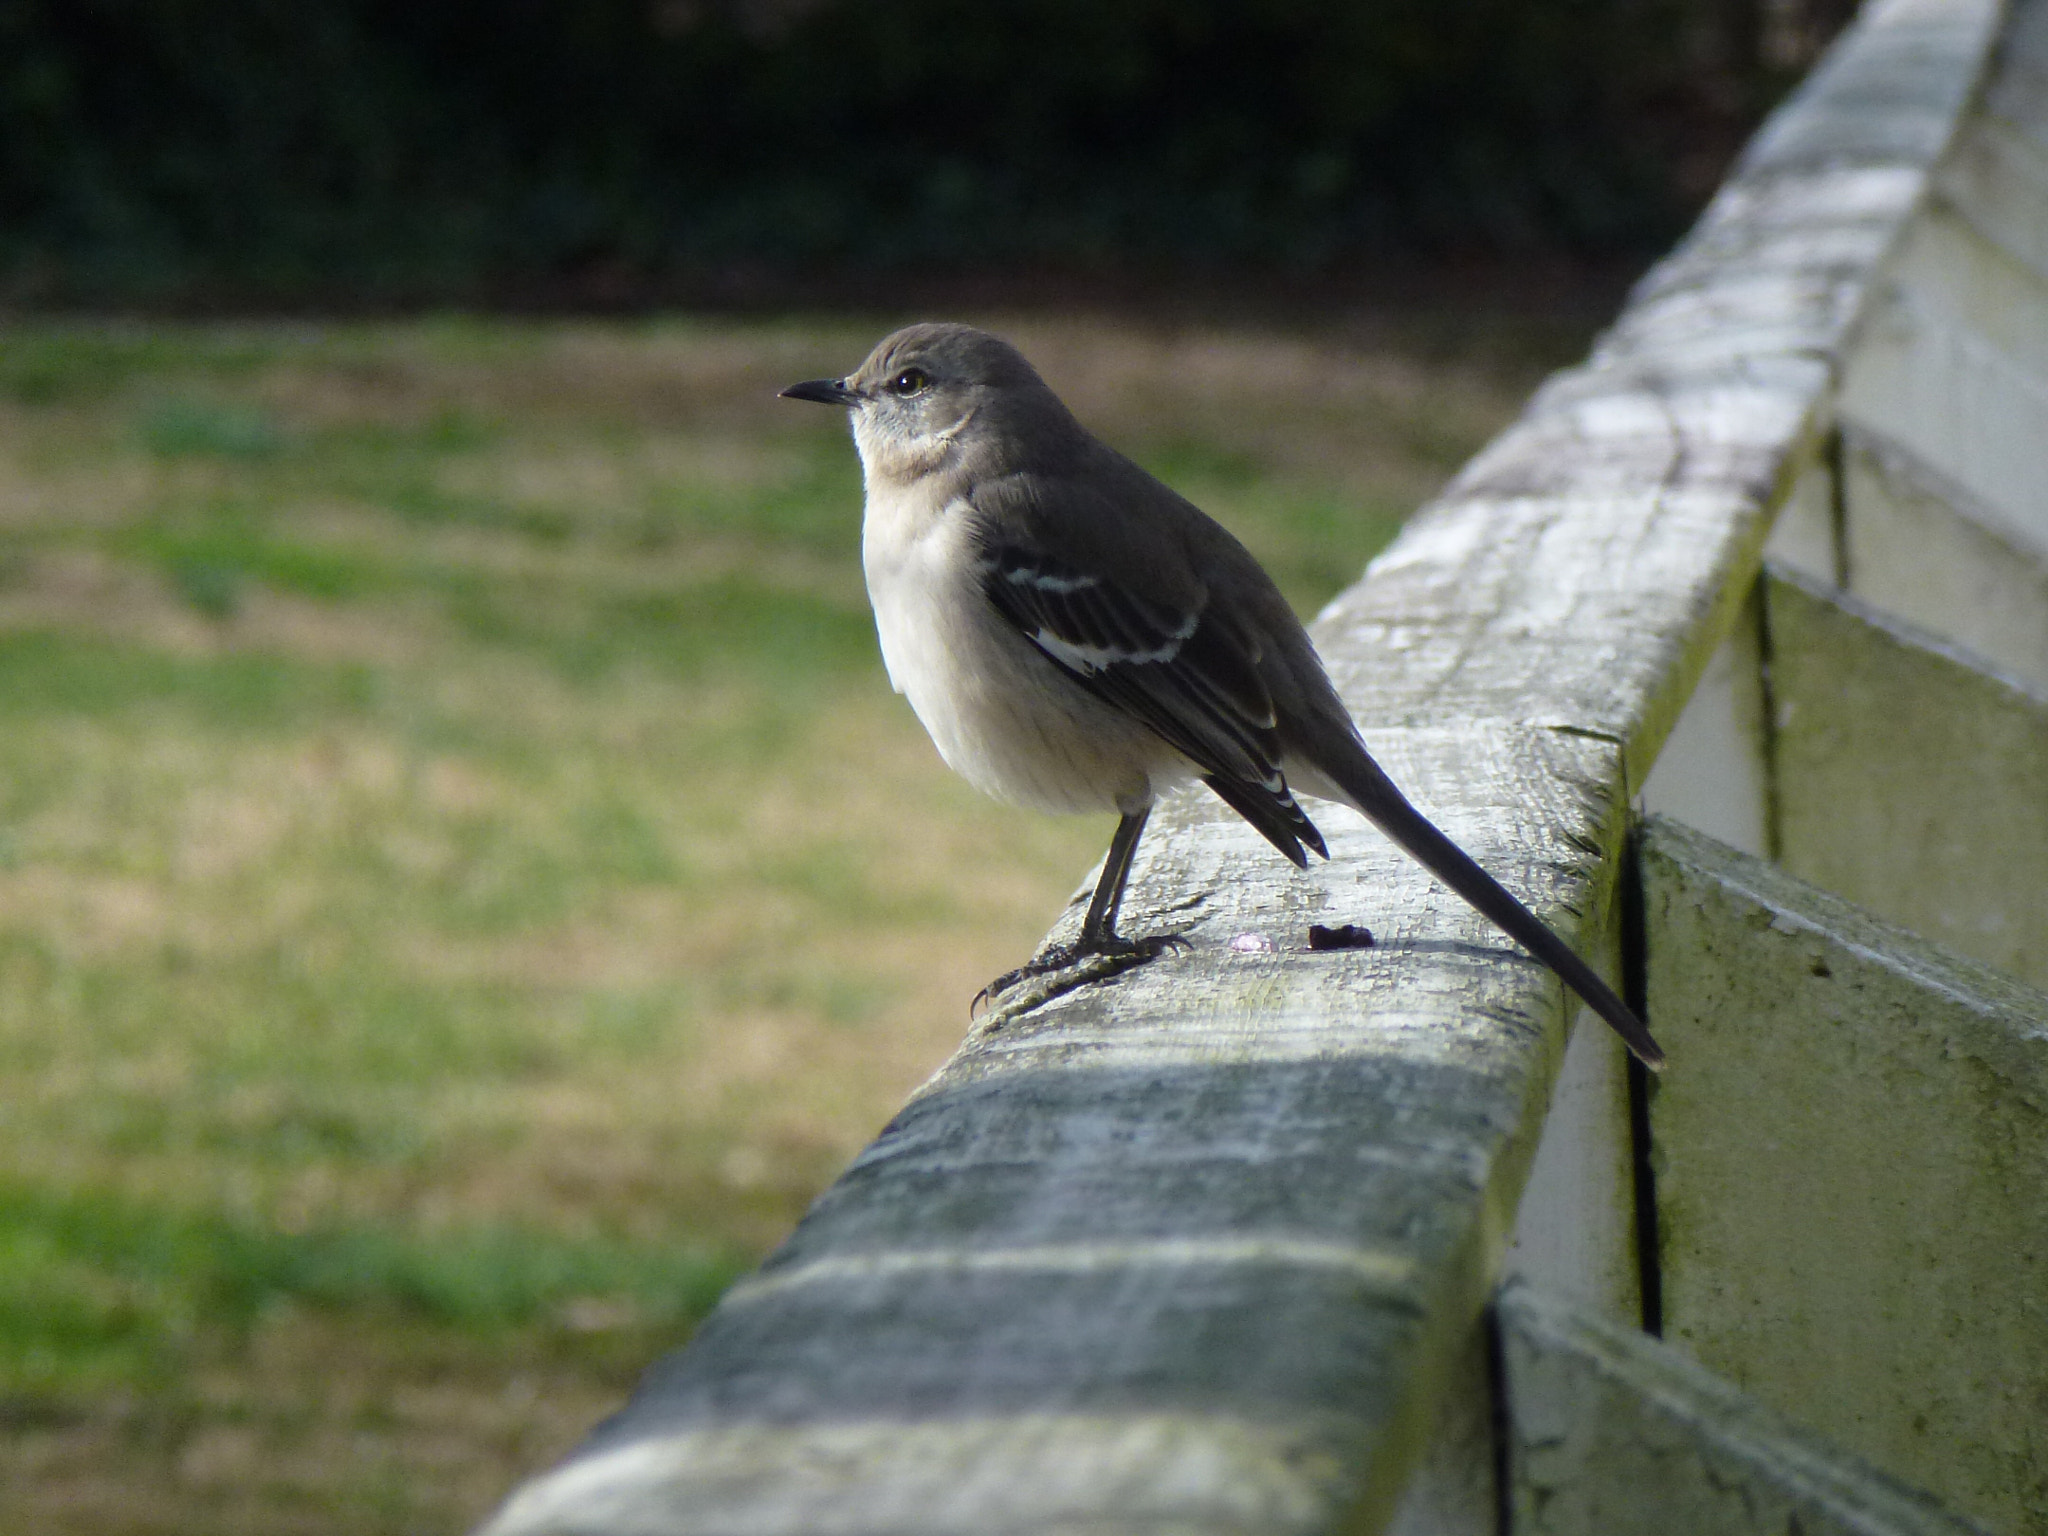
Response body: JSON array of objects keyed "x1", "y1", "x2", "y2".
[{"x1": 860, "y1": 485, "x2": 1186, "y2": 815}]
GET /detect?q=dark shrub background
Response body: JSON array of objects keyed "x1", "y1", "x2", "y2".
[{"x1": 0, "y1": 0, "x2": 1853, "y2": 304}]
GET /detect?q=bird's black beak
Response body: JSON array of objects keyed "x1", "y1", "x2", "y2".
[{"x1": 780, "y1": 378, "x2": 858, "y2": 406}]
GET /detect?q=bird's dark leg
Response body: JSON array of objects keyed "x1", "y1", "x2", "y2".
[
  {"x1": 978, "y1": 809, "x2": 1188, "y2": 1006},
  {"x1": 1079, "y1": 806, "x2": 1148, "y2": 947}
]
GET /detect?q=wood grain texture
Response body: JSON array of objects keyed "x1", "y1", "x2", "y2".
[{"x1": 478, "y1": 2, "x2": 2005, "y2": 1532}]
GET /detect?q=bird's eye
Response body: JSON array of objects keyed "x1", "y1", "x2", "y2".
[{"x1": 889, "y1": 368, "x2": 930, "y2": 396}]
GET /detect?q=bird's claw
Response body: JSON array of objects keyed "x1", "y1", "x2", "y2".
[{"x1": 971, "y1": 931, "x2": 1190, "y2": 1018}]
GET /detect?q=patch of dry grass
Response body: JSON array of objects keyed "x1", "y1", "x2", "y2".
[{"x1": 0, "y1": 308, "x2": 1570, "y2": 1532}]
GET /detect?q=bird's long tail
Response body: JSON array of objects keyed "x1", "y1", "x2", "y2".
[{"x1": 1321, "y1": 745, "x2": 1665, "y2": 1070}]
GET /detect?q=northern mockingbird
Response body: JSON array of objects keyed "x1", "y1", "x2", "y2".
[{"x1": 782, "y1": 322, "x2": 1664, "y2": 1069}]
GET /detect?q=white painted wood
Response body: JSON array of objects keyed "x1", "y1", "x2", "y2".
[
  {"x1": 1504, "y1": 1008, "x2": 1638, "y2": 1322},
  {"x1": 1640, "y1": 816, "x2": 2048, "y2": 1535},
  {"x1": 1931, "y1": 0, "x2": 2048, "y2": 285},
  {"x1": 1763, "y1": 455, "x2": 1842, "y2": 586},
  {"x1": 1939, "y1": 111, "x2": 2048, "y2": 286},
  {"x1": 1878, "y1": 201, "x2": 2048, "y2": 429},
  {"x1": 1841, "y1": 425, "x2": 2048, "y2": 688},
  {"x1": 1767, "y1": 564, "x2": 2048, "y2": 990},
  {"x1": 1843, "y1": 286, "x2": 2048, "y2": 535},
  {"x1": 1838, "y1": 0, "x2": 2048, "y2": 564},
  {"x1": 1841, "y1": 284, "x2": 2048, "y2": 539},
  {"x1": 1827, "y1": 0, "x2": 2048, "y2": 679},
  {"x1": 1640, "y1": 582, "x2": 1773, "y2": 859},
  {"x1": 1499, "y1": 1280, "x2": 2000, "y2": 1536}
]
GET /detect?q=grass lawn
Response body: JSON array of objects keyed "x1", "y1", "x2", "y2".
[{"x1": 0, "y1": 303, "x2": 1587, "y2": 1533}]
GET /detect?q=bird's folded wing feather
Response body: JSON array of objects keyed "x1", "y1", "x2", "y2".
[
  {"x1": 968, "y1": 478, "x2": 1327, "y2": 863},
  {"x1": 973, "y1": 537, "x2": 1269, "y2": 777}
]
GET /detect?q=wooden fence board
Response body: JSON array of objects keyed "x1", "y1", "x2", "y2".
[
  {"x1": 1500, "y1": 1280, "x2": 2000, "y2": 1536},
  {"x1": 1842, "y1": 424, "x2": 2048, "y2": 690},
  {"x1": 1767, "y1": 565, "x2": 2048, "y2": 988},
  {"x1": 1641, "y1": 814, "x2": 2048, "y2": 1534}
]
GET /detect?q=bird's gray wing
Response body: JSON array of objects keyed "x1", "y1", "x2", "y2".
[{"x1": 973, "y1": 530, "x2": 1328, "y2": 866}]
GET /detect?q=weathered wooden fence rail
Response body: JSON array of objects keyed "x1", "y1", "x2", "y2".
[{"x1": 482, "y1": 0, "x2": 2047, "y2": 1529}]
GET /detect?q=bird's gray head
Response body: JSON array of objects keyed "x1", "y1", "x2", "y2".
[{"x1": 781, "y1": 322, "x2": 1065, "y2": 484}]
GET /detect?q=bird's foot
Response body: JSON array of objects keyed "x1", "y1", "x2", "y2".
[{"x1": 972, "y1": 932, "x2": 1190, "y2": 1022}]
